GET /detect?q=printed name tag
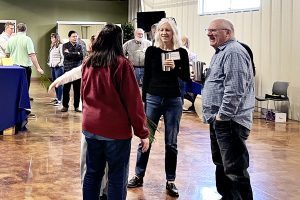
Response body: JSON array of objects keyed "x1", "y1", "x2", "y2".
[{"x1": 170, "y1": 51, "x2": 181, "y2": 60}]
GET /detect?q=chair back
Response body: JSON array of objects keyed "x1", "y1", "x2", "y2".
[{"x1": 272, "y1": 81, "x2": 289, "y2": 97}]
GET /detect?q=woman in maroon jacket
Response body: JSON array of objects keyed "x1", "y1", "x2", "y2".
[{"x1": 81, "y1": 24, "x2": 149, "y2": 200}]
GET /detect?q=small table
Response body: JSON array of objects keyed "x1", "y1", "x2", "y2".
[
  {"x1": 185, "y1": 80, "x2": 203, "y2": 95},
  {"x1": 0, "y1": 65, "x2": 30, "y2": 132}
]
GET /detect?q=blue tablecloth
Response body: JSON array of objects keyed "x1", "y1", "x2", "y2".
[
  {"x1": 184, "y1": 80, "x2": 203, "y2": 95},
  {"x1": 0, "y1": 65, "x2": 30, "y2": 131}
]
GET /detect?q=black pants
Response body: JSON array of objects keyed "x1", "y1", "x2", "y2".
[
  {"x1": 62, "y1": 79, "x2": 81, "y2": 109},
  {"x1": 21, "y1": 66, "x2": 32, "y2": 90},
  {"x1": 210, "y1": 120, "x2": 253, "y2": 200}
]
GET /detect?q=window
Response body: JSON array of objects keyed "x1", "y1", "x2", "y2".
[{"x1": 198, "y1": 0, "x2": 260, "y2": 15}]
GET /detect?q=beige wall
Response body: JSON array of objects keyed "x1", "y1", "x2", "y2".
[{"x1": 144, "y1": 0, "x2": 300, "y2": 121}]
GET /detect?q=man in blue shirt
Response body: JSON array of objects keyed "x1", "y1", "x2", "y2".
[{"x1": 202, "y1": 19, "x2": 255, "y2": 200}]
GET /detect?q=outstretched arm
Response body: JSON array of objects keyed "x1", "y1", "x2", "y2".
[{"x1": 48, "y1": 65, "x2": 82, "y2": 93}]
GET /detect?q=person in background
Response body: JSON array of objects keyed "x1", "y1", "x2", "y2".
[
  {"x1": 86, "y1": 34, "x2": 95, "y2": 56},
  {"x1": 0, "y1": 21, "x2": 14, "y2": 59},
  {"x1": 78, "y1": 37, "x2": 87, "y2": 57},
  {"x1": 202, "y1": 18, "x2": 255, "y2": 200},
  {"x1": 6, "y1": 23, "x2": 44, "y2": 96},
  {"x1": 149, "y1": 23, "x2": 157, "y2": 45},
  {"x1": 123, "y1": 28, "x2": 151, "y2": 86},
  {"x1": 61, "y1": 30, "x2": 83, "y2": 112},
  {"x1": 181, "y1": 35, "x2": 197, "y2": 113},
  {"x1": 81, "y1": 24, "x2": 149, "y2": 200},
  {"x1": 48, "y1": 33, "x2": 64, "y2": 106},
  {"x1": 238, "y1": 41, "x2": 256, "y2": 76},
  {"x1": 127, "y1": 18, "x2": 190, "y2": 198}
]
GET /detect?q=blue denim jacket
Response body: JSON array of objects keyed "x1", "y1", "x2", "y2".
[{"x1": 202, "y1": 39, "x2": 255, "y2": 130}]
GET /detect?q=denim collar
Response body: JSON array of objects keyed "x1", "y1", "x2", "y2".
[{"x1": 215, "y1": 39, "x2": 235, "y2": 54}]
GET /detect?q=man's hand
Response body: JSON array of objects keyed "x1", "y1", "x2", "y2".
[
  {"x1": 190, "y1": 70, "x2": 195, "y2": 80},
  {"x1": 37, "y1": 68, "x2": 44, "y2": 74},
  {"x1": 215, "y1": 114, "x2": 221, "y2": 121},
  {"x1": 140, "y1": 138, "x2": 149, "y2": 153}
]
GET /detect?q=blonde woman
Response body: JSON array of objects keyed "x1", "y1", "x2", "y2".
[{"x1": 128, "y1": 18, "x2": 190, "y2": 197}]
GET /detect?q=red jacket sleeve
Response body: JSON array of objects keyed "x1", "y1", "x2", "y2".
[{"x1": 115, "y1": 57, "x2": 149, "y2": 139}]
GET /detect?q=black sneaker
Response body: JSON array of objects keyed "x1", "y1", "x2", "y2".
[
  {"x1": 166, "y1": 181, "x2": 179, "y2": 197},
  {"x1": 74, "y1": 108, "x2": 82, "y2": 112},
  {"x1": 127, "y1": 176, "x2": 143, "y2": 188},
  {"x1": 50, "y1": 99, "x2": 58, "y2": 103},
  {"x1": 99, "y1": 194, "x2": 107, "y2": 200},
  {"x1": 183, "y1": 106, "x2": 195, "y2": 113}
]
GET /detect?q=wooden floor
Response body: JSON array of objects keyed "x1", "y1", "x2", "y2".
[{"x1": 1, "y1": 81, "x2": 300, "y2": 200}]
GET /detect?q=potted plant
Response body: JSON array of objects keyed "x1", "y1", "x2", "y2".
[{"x1": 121, "y1": 22, "x2": 134, "y2": 43}]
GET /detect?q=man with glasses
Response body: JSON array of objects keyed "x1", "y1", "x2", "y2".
[
  {"x1": 6, "y1": 23, "x2": 44, "y2": 90},
  {"x1": 0, "y1": 22, "x2": 14, "y2": 59},
  {"x1": 123, "y1": 28, "x2": 151, "y2": 86},
  {"x1": 202, "y1": 19, "x2": 255, "y2": 200},
  {"x1": 61, "y1": 30, "x2": 83, "y2": 112}
]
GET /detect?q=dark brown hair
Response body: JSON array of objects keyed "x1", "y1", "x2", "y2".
[
  {"x1": 85, "y1": 24, "x2": 124, "y2": 68},
  {"x1": 50, "y1": 33, "x2": 62, "y2": 48}
]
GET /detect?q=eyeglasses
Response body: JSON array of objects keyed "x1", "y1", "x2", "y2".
[{"x1": 205, "y1": 28, "x2": 229, "y2": 34}]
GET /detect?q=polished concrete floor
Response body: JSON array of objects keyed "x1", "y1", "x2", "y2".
[{"x1": 0, "y1": 82, "x2": 300, "y2": 200}]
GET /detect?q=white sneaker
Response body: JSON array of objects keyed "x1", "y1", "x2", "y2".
[{"x1": 53, "y1": 101, "x2": 61, "y2": 106}]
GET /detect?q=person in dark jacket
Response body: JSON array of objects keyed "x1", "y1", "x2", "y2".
[{"x1": 61, "y1": 30, "x2": 83, "y2": 112}]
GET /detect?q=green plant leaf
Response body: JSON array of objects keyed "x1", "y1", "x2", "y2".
[
  {"x1": 39, "y1": 74, "x2": 52, "y2": 91},
  {"x1": 147, "y1": 117, "x2": 159, "y2": 144}
]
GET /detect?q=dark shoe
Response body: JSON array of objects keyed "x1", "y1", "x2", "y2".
[
  {"x1": 183, "y1": 106, "x2": 195, "y2": 113},
  {"x1": 50, "y1": 99, "x2": 58, "y2": 103},
  {"x1": 99, "y1": 194, "x2": 107, "y2": 200},
  {"x1": 166, "y1": 181, "x2": 179, "y2": 197},
  {"x1": 30, "y1": 97, "x2": 34, "y2": 101},
  {"x1": 61, "y1": 107, "x2": 68, "y2": 112},
  {"x1": 127, "y1": 176, "x2": 143, "y2": 188},
  {"x1": 74, "y1": 108, "x2": 82, "y2": 112},
  {"x1": 28, "y1": 113, "x2": 36, "y2": 119}
]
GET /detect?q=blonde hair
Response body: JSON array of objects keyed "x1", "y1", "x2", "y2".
[
  {"x1": 181, "y1": 35, "x2": 190, "y2": 49},
  {"x1": 154, "y1": 18, "x2": 182, "y2": 49}
]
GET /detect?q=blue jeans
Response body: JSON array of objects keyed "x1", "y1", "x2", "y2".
[
  {"x1": 135, "y1": 93, "x2": 182, "y2": 181},
  {"x1": 134, "y1": 67, "x2": 144, "y2": 86},
  {"x1": 210, "y1": 119, "x2": 253, "y2": 200},
  {"x1": 83, "y1": 137, "x2": 131, "y2": 200},
  {"x1": 51, "y1": 67, "x2": 64, "y2": 101}
]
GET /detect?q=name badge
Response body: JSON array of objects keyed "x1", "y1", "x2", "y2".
[{"x1": 169, "y1": 51, "x2": 181, "y2": 60}]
